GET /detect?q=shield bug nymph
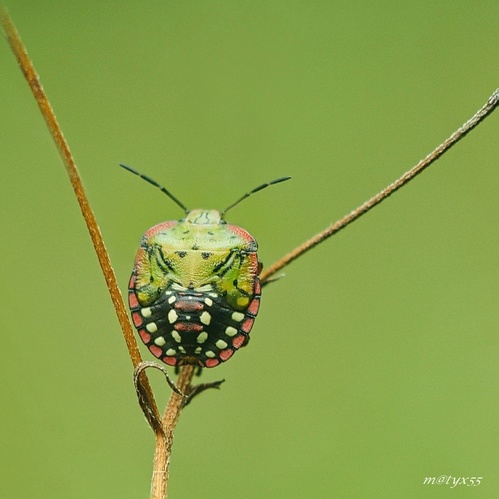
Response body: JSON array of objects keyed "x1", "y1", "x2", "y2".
[{"x1": 122, "y1": 164, "x2": 290, "y2": 368}]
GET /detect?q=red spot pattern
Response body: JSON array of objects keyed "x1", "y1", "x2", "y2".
[
  {"x1": 132, "y1": 312, "x2": 143, "y2": 327},
  {"x1": 219, "y1": 348, "x2": 234, "y2": 361},
  {"x1": 232, "y1": 335, "x2": 246, "y2": 349},
  {"x1": 174, "y1": 300, "x2": 203, "y2": 312},
  {"x1": 149, "y1": 345, "x2": 163, "y2": 358},
  {"x1": 162, "y1": 356, "x2": 177, "y2": 366},
  {"x1": 247, "y1": 297, "x2": 260, "y2": 315},
  {"x1": 128, "y1": 292, "x2": 139, "y2": 309},
  {"x1": 205, "y1": 358, "x2": 220, "y2": 368},
  {"x1": 139, "y1": 329, "x2": 151, "y2": 343},
  {"x1": 174, "y1": 322, "x2": 204, "y2": 332},
  {"x1": 241, "y1": 318, "x2": 254, "y2": 334}
]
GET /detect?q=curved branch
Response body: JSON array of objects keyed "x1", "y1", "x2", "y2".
[{"x1": 0, "y1": 2, "x2": 163, "y2": 453}]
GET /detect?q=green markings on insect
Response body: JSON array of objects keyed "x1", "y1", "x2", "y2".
[{"x1": 121, "y1": 163, "x2": 290, "y2": 368}]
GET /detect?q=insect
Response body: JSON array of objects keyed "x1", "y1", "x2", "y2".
[{"x1": 122, "y1": 164, "x2": 290, "y2": 368}]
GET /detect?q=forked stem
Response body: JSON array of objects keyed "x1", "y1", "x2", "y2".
[{"x1": 261, "y1": 89, "x2": 499, "y2": 284}]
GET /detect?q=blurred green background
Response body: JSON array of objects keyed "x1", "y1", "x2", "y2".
[{"x1": 1, "y1": 1, "x2": 498, "y2": 497}]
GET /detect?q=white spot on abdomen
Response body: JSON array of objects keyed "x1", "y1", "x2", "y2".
[
  {"x1": 197, "y1": 332, "x2": 208, "y2": 344},
  {"x1": 146, "y1": 322, "x2": 158, "y2": 333},
  {"x1": 154, "y1": 336, "x2": 166, "y2": 346},
  {"x1": 225, "y1": 326, "x2": 237, "y2": 337},
  {"x1": 215, "y1": 339, "x2": 228, "y2": 349},
  {"x1": 231, "y1": 312, "x2": 245, "y2": 322},
  {"x1": 200, "y1": 311, "x2": 211, "y2": 325},
  {"x1": 168, "y1": 310, "x2": 178, "y2": 324}
]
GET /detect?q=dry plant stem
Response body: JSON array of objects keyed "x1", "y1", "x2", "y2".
[
  {"x1": 261, "y1": 89, "x2": 499, "y2": 284},
  {"x1": 2, "y1": 9, "x2": 198, "y2": 498},
  {"x1": 151, "y1": 365, "x2": 195, "y2": 499},
  {"x1": 0, "y1": 8, "x2": 162, "y2": 426}
]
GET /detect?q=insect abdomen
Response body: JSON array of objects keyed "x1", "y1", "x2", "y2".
[{"x1": 128, "y1": 275, "x2": 260, "y2": 368}]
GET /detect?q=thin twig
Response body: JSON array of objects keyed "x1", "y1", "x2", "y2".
[
  {"x1": 261, "y1": 89, "x2": 499, "y2": 284},
  {"x1": 0, "y1": 2, "x2": 163, "y2": 457}
]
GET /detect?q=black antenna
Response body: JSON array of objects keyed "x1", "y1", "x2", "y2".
[
  {"x1": 119, "y1": 163, "x2": 188, "y2": 213},
  {"x1": 222, "y1": 176, "x2": 291, "y2": 216}
]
